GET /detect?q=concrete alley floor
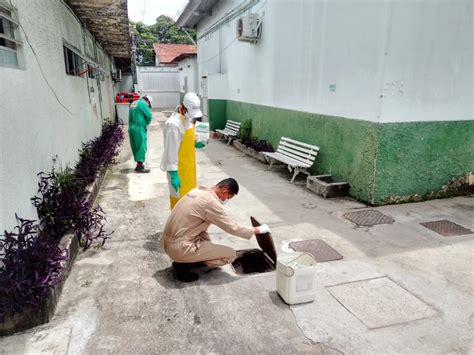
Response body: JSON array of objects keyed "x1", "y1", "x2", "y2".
[{"x1": 1, "y1": 111, "x2": 473, "y2": 354}]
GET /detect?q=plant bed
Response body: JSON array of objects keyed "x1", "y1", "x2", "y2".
[
  {"x1": 232, "y1": 139, "x2": 270, "y2": 164},
  {"x1": 0, "y1": 163, "x2": 110, "y2": 336},
  {"x1": 0, "y1": 122, "x2": 123, "y2": 335},
  {"x1": 0, "y1": 231, "x2": 79, "y2": 335},
  {"x1": 307, "y1": 175, "x2": 349, "y2": 198}
]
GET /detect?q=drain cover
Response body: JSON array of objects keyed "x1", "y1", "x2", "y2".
[
  {"x1": 420, "y1": 220, "x2": 472, "y2": 237},
  {"x1": 232, "y1": 249, "x2": 275, "y2": 275},
  {"x1": 343, "y1": 209, "x2": 395, "y2": 226},
  {"x1": 289, "y1": 239, "x2": 343, "y2": 263}
]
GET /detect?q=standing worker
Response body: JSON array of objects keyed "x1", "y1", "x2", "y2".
[
  {"x1": 161, "y1": 178, "x2": 271, "y2": 282},
  {"x1": 129, "y1": 95, "x2": 153, "y2": 173},
  {"x1": 160, "y1": 92, "x2": 202, "y2": 209}
]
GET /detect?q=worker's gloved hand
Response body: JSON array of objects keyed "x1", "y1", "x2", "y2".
[
  {"x1": 169, "y1": 170, "x2": 181, "y2": 192},
  {"x1": 256, "y1": 224, "x2": 271, "y2": 234},
  {"x1": 194, "y1": 142, "x2": 205, "y2": 149}
]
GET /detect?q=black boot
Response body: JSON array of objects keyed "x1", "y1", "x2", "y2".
[
  {"x1": 172, "y1": 262, "x2": 199, "y2": 282},
  {"x1": 135, "y1": 163, "x2": 150, "y2": 173}
]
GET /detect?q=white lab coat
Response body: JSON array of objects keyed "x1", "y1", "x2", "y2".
[{"x1": 160, "y1": 109, "x2": 192, "y2": 172}]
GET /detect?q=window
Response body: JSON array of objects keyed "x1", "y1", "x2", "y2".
[
  {"x1": 0, "y1": 4, "x2": 21, "y2": 67},
  {"x1": 63, "y1": 45, "x2": 86, "y2": 77}
]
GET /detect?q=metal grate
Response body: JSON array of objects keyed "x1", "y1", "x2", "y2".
[
  {"x1": 420, "y1": 220, "x2": 472, "y2": 237},
  {"x1": 289, "y1": 239, "x2": 343, "y2": 263},
  {"x1": 343, "y1": 209, "x2": 395, "y2": 226}
]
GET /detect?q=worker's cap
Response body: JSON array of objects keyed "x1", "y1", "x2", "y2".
[
  {"x1": 183, "y1": 92, "x2": 202, "y2": 119},
  {"x1": 142, "y1": 94, "x2": 152, "y2": 103}
]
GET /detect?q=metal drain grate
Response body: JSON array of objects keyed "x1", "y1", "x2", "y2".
[
  {"x1": 289, "y1": 239, "x2": 343, "y2": 263},
  {"x1": 420, "y1": 220, "x2": 472, "y2": 237},
  {"x1": 343, "y1": 209, "x2": 395, "y2": 226}
]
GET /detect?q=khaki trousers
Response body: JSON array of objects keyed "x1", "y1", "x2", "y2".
[{"x1": 162, "y1": 232, "x2": 236, "y2": 267}]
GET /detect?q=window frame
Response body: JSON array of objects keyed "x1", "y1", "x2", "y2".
[{"x1": 0, "y1": 2, "x2": 22, "y2": 68}]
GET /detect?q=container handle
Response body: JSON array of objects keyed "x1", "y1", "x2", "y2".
[{"x1": 278, "y1": 253, "x2": 316, "y2": 277}]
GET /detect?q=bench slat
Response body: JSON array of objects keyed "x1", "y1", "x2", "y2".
[
  {"x1": 275, "y1": 148, "x2": 314, "y2": 165},
  {"x1": 278, "y1": 142, "x2": 318, "y2": 157},
  {"x1": 217, "y1": 119, "x2": 241, "y2": 138},
  {"x1": 281, "y1": 137, "x2": 319, "y2": 151},
  {"x1": 276, "y1": 147, "x2": 316, "y2": 164},
  {"x1": 264, "y1": 152, "x2": 312, "y2": 168}
]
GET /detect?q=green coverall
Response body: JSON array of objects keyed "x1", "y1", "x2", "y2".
[{"x1": 128, "y1": 99, "x2": 152, "y2": 163}]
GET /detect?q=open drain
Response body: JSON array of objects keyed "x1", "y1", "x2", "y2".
[
  {"x1": 232, "y1": 249, "x2": 275, "y2": 275},
  {"x1": 232, "y1": 216, "x2": 277, "y2": 275}
]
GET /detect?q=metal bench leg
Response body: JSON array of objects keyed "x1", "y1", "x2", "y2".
[
  {"x1": 267, "y1": 159, "x2": 274, "y2": 170},
  {"x1": 290, "y1": 167, "x2": 301, "y2": 183},
  {"x1": 227, "y1": 137, "x2": 232, "y2": 145}
]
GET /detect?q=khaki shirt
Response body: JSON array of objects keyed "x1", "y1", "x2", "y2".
[{"x1": 162, "y1": 187, "x2": 255, "y2": 244}]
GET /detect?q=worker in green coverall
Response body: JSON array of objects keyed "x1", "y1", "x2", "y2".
[{"x1": 128, "y1": 95, "x2": 153, "y2": 173}]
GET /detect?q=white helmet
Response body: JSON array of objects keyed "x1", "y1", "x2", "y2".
[
  {"x1": 142, "y1": 95, "x2": 152, "y2": 104},
  {"x1": 183, "y1": 92, "x2": 202, "y2": 119}
]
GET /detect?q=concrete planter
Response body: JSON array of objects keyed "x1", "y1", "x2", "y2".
[
  {"x1": 232, "y1": 140, "x2": 268, "y2": 164},
  {"x1": 307, "y1": 175, "x2": 349, "y2": 198},
  {"x1": 0, "y1": 166, "x2": 108, "y2": 335}
]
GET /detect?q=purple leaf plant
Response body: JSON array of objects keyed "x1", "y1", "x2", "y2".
[{"x1": 0, "y1": 122, "x2": 124, "y2": 321}]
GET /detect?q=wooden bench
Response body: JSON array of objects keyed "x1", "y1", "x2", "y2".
[
  {"x1": 216, "y1": 120, "x2": 241, "y2": 145},
  {"x1": 263, "y1": 137, "x2": 319, "y2": 182}
]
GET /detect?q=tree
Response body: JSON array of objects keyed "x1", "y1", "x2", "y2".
[
  {"x1": 151, "y1": 15, "x2": 196, "y2": 44},
  {"x1": 131, "y1": 17, "x2": 196, "y2": 65},
  {"x1": 131, "y1": 20, "x2": 157, "y2": 65}
]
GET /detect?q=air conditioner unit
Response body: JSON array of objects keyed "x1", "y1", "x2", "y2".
[
  {"x1": 236, "y1": 13, "x2": 261, "y2": 43},
  {"x1": 112, "y1": 69, "x2": 122, "y2": 82}
]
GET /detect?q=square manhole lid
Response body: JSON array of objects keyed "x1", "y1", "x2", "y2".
[
  {"x1": 420, "y1": 220, "x2": 472, "y2": 237},
  {"x1": 327, "y1": 277, "x2": 437, "y2": 329},
  {"x1": 343, "y1": 209, "x2": 394, "y2": 226},
  {"x1": 289, "y1": 239, "x2": 343, "y2": 263}
]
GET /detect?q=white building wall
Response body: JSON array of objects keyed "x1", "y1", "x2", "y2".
[
  {"x1": 197, "y1": 0, "x2": 472, "y2": 123},
  {"x1": 178, "y1": 56, "x2": 199, "y2": 94},
  {"x1": 379, "y1": 0, "x2": 472, "y2": 123},
  {"x1": 0, "y1": 0, "x2": 117, "y2": 232}
]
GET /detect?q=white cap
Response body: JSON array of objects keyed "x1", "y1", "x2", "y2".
[
  {"x1": 183, "y1": 92, "x2": 202, "y2": 119},
  {"x1": 142, "y1": 94, "x2": 152, "y2": 103}
]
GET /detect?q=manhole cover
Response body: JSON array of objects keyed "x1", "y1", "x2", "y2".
[
  {"x1": 289, "y1": 239, "x2": 343, "y2": 263},
  {"x1": 343, "y1": 209, "x2": 394, "y2": 226},
  {"x1": 420, "y1": 220, "x2": 472, "y2": 237},
  {"x1": 232, "y1": 249, "x2": 275, "y2": 275}
]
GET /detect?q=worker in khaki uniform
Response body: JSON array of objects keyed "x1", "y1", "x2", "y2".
[{"x1": 161, "y1": 178, "x2": 271, "y2": 282}]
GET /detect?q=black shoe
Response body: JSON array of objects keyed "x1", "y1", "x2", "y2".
[
  {"x1": 172, "y1": 262, "x2": 200, "y2": 282},
  {"x1": 176, "y1": 270, "x2": 199, "y2": 282},
  {"x1": 135, "y1": 165, "x2": 150, "y2": 173}
]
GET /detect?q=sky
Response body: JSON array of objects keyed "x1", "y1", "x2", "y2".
[{"x1": 128, "y1": 0, "x2": 189, "y2": 24}]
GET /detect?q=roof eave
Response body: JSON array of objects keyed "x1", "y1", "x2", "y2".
[{"x1": 176, "y1": 0, "x2": 220, "y2": 29}]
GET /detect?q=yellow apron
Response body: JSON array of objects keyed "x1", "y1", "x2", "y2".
[{"x1": 169, "y1": 116, "x2": 197, "y2": 209}]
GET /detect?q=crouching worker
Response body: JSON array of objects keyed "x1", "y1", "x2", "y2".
[{"x1": 160, "y1": 178, "x2": 270, "y2": 282}]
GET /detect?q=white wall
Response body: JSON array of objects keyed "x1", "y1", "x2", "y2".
[
  {"x1": 197, "y1": 0, "x2": 472, "y2": 123},
  {"x1": 136, "y1": 66, "x2": 181, "y2": 108},
  {"x1": 379, "y1": 0, "x2": 472, "y2": 123},
  {"x1": 0, "y1": 0, "x2": 117, "y2": 232},
  {"x1": 178, "y1": 56, "x2": 199, "y2": 94}
]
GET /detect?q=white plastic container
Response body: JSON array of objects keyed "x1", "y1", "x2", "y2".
[
  {"x1": 195, "y1": 122, "x2": 210, "y2": 148},
  {"x1": 115, "y1": 103, "x2": 130, "y2": 124},
  {"x1": 276, "y1": 252, "x2": 317, "y2": 305}
]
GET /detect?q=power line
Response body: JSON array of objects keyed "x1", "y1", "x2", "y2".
[
  {"x1": 142, "y1": 0, "x2": 147, "y2": 22},
  {"x1": 8, "y1": 0, "x2": 77, "y2": 116}
]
